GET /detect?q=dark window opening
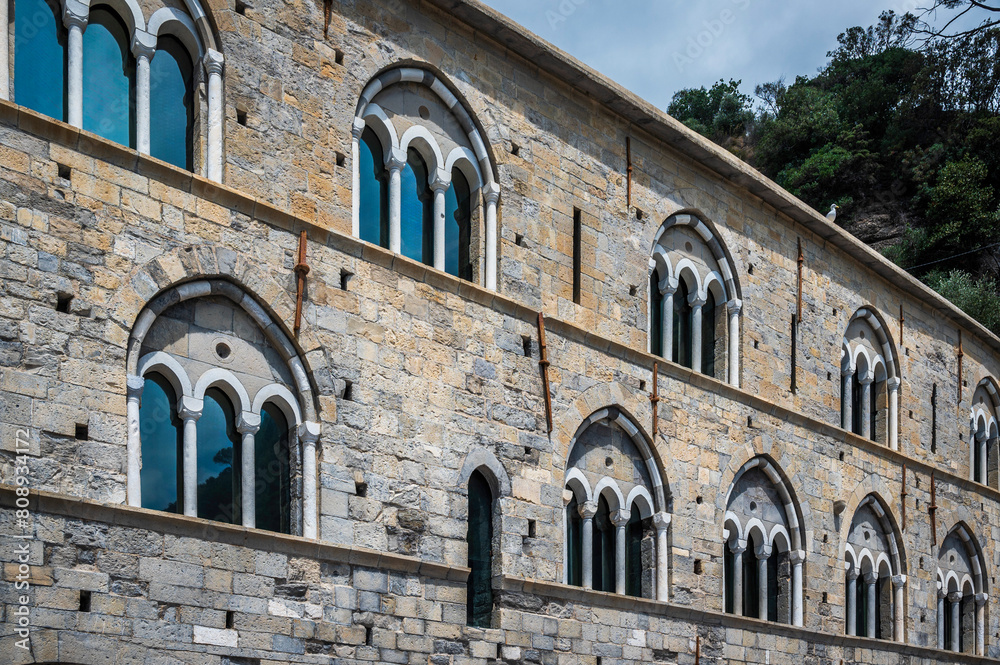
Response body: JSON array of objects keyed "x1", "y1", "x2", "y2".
[
  {"x1": 79, "y1": 590, "x2": 92, "y2": 612},
  {"x1": 75, "y1": 423, "x2": 89, "y2": 440},
  {"x1": 56, "y1": 293, "x2": 72, "y2": 313},
  {"x1": 466, "y1": 470, "x2": 494, "y2": 627},
  {"x1": 572, "y1": 208, "x2": 582, "y2": 305}
]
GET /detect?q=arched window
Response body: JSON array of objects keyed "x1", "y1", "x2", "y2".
[
  {"x1": 563, "y1": 408, "x2": 670, "y2": 600},
  {"x1": 137, "y1": 372, "x2": 181, "y2": 513},
  {"x1": 843, "y1": 495, "x2": 905, "y2": 641},
  {"x1": 14, "y1": 0, "x2": 66, "y2": 119},
  {"x1": 937, "y1": 525, "x2": 988, "y2": 655},
  {"x1": 400, "y1": 147, "x2": 433, "y2": 265},
  {"x1": 841, "y1": 308, "x2": 900, "y2": 449},
  {"x1": 255, "y1": 402, "x2": 291, "y2": 534},
  {"x1": 351, "y1": 67, "x2": 500, "y2": 289},
  {"x1": 83, "y1": 7, "x2": 135, "y2": 147},
  {"x1": 197, "y1": 387, "x2": 241, "y2": 524},
  {"x1": 649, "y1": 213, "x2": 741, "y2": 386},
  {"x1": 150, "y1": 35, "x2": 193, "y2": 170},
  {"x1": 466, "y1": 469, "x2": 494, "y2": 627},
  {"x1": 127, "y1": 279, "x2": 320, "y2": 538},
  {"x1": 723, "y1": 456, "x2": 805, "y2": 626},
  {"x1": 358, "y1": 127, "x2": 388, "y2": 247},
  {"x1": 969, "y1": 379, "x2": 999, "y2": 486}
]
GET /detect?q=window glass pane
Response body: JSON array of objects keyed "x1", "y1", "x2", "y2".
[
  {"x1": 743, "y1": 531, "x2": 759, "y2": 618},
  {"x1": 14, "y1": 0, "x2": 65, "y2": 119},
  {"x1": 139, "y1": 373, "x2": 182, "y2": 512},
  {"x1": 400, "y1": 148, "x2": 432, "y2": 265},
  {"x1": 359, "y1": 128, "x2": 387, "y2": 247},
  {"x1": 725, "y1": 545, "x2": 735, "y2": 613},
  {"x1": 445, "y1": 168, "x2": 472, "y2": 279},
  {"x1": 466, "y1": 470, "x2": 493, "y2": 627},
  {"x1": 150, "y1": 35, "x2": 192, "y2": 170},
  {"x1": 702, "y1": 291, "x2": 716, "y2": 376},
  {"x1": 650, "y1": 272, "x2": 662, "y2": 358},
  {"x1": 83, "y1": 7, "x2": 134, "y2": 147},
  {"x1": 566, "y1": 494, "x2": 582, "y2": 587},
  {"x1": 625, "y1": 506, "x2": 642, "y2": 597},
  {"x1": 196, "y1": 388, "x2": 241, "y2": 524},
  {"x1": 593, "y1": 495, "x2": 615, "y2": 593},
  {"x1": 255, "y1": 403, "x2": 290, "y2": 533}
]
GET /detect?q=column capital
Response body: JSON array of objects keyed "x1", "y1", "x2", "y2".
[
  {"x1": 726, "y1": 298, "x2": 743, "y2": 315},
  {"x1": 236, "y1": 412, "x2": 261, "y2": 435},
  {"x1": 62, "y1": 0, "x2": 88, "y2": 29},
  {"x1": 843, "y1": 365, "x2": 856, "y2": 378},
  {"x1": 579, "y1": 501, "x2": 598, "y2": 520},
  {"x1": 687, "y1": 293, "x2": 707, "y2": 308},
  {"x1": 203, "y1": 48, "x2": 225, "y2": 76},
  {"x1": 611, "y1": 510, "x2": 631, "y2": 527},
  {"x1": 975, "y1": 429, "x2": 987, "y2": 443},
  {"x1": 789, "y1": 549, "x2": 807, "y2": 565},
  {"x1": 754, "y1": 543, "x2": 772, "y2": 560},
  {"x1": 298, "y1": 421, "x2": 321, "y2": 444},
  {"x1": 386, "y1": 150, "x2": 407, "y2": 172},
  {"x1": 891, "y1": 574, "x2": 907, "y2": 589},
  {"x1": 859, "y1": 375, "x2": 874, "y2": 387},
  {"x1": 652, "y1": 511, "x2": 671, "y2": 530},
  {"x1": 352, "y1": 117, "x2": 366, "y2": 140},
  {"x1": 131, "y1": 29, "x2": 156, "y2": 61},
  {"x1": 483, "y1": 183, "x2": 500, "y2": 206},
  {"x1": 728, "y1": 538, "x2": 747, "y2": 554},
  {"x1": 429, "y1": 169, "x2": 451, "y2": 193},
  {"x1": 847, "y1": 566, "x2": 860, "y2": 581},
  {"x1": 948, "y1": 590, "x2": 964, "y2": 603},
  {"x1": 178, "y1": 396, "x2": 203, "y2": 422},
  {"x1": 886, "y1": 376, "x2": 901, "y2": 391},
  {"x1": 938, "y1": 585, "x2": 948, "y2": 599},
  {"x1": 657, "y1": 277, "x2": 676, "y2": 296},
  {"x1": 863, "y1": 571, "x2": 878, "y2": 585},
  {"x1": 976, "y1": 592, "x2": 989, "y2": 605},
  {"x1": 126, "y1": 374, "x2": 145, "y2": 399}
]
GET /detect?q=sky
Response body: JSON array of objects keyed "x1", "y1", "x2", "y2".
[{"x1": 478, "y1": 0, "x2": 976, "y2": 110}]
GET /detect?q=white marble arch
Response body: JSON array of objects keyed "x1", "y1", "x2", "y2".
[
  {"x1": 841, "y1": 306, "x2": 900, "y2": 449},
  {"x1": 457, "y1": 447, "x2": 512, "y2": 499},
  {"x1": 125, "y1": 278, "x2": 320, "y2": 539},
  {"x1": 137, "y1": 350, "x2": 192, "y2": 399},
  {"x1": 936, "y1": 523, "x2": 989, "y2": 655},
  {"x1": 351, "y1": 65, "x2": 500, "y2": 289},
  {"x1": 970, "y1": 377, "x2": 1000, "y2": 485},
  {"x1": 648, "y1": 211, "x2": 742, "y2": 386}
]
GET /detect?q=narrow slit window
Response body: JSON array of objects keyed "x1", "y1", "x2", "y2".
[{"x1": 572, "y1": 208, "x2": 582, "y2": 305}]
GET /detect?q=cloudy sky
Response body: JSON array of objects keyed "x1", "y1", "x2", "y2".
[{"x1": 478, "y1": 0, "x2": 973, "y2": 110}]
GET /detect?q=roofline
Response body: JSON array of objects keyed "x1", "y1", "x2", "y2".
[{"x1": 425, "y1": 0, "x2": 1000, "y2": 354}]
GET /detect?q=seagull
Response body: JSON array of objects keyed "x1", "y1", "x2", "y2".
[{"x1": 826, "y1": 204, "x2": 839, "y2": 222}]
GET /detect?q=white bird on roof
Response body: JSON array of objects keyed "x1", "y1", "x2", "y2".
[{"x1": 826, "y1": 204, "x2": 839, "y2": 222}]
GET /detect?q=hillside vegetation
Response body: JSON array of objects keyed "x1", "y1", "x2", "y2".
[{"x1": 668, "y1": 10, "x2": 1000, "y2": 335}]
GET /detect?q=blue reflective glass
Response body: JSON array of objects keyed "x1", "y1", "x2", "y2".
[
  {"x1": 444, "y1": 168, "x2": 472, "y2": 279},
  {"x1": 359, "y1": 128, "x2": 387, "y2": 246},
  {"x1": 400, "y1": 148, "x2": 432, "y2": 264},
  {"x1": 150, "y1": 35, "x2": 192, "y2": 170},
  {"x1": 255, "y1": 403, "x2": 290, "y2": 534},
  {"x1": 82, "y1": 7, "x2": 134, "y2": 146},
  {"x1": 196, "y1": 388, "x2": 241, "y2": 524},
  {"x1": 14, "y1": 0, "x2": 65, "y2": 119},
  {"x1": 139, "y1": 373, "x2": 182, "y2": 513}
]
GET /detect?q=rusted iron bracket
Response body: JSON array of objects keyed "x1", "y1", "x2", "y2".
[
  {"x1": 901, "y1": 464, "x2": 908, "y2": 531},
  {"x1": 899, "y1": 304, "x2": 905, "y2": 348},
  {"x1": 650, "y1": 362, "x2": 660, "y2": 436},
  {"x1": 625, "y1": 136, "x2": 633, "y2": 210},
  {"x1": 294, "y1": 230, "x2": 310, "y2": 335},
  {"x1": 695, "y1": 635, "x2": 700, "y2": 665},
  {"x1": 929, "y1": 472, "x2": 937, "y2": 546},
  {"x1": 957, "y1": 330, "x2": 964, "y2": 405},
  {"x1": 537, "y1": 312, "x2": 553, "y2": 434},
  {"x1": 324, "y1": 0, "x2": 332, "y2": 38}
]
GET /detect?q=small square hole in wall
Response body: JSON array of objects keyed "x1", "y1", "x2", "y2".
[
  {"x1": 342, "y1": 379, "x2": 353, "y2": 401},
  {"x1": 510, "y1": 142, "x2": 520, "y2": 157},
  {"x1": 920, "y1": 557, "x2": 924, "y2": 569},
  {"x1": 522, "y1": 335, "x2": 532, "y2": 357},
  {"x1": 57, "y1": 163, "x2": 71, "y2": 181},
  {"x1": 79, "y1": 590, "x2": 91, "y2": 612},
  {"x1": 514, "y1": 233, "x2": 525, "y2": 247},
  {"x1": 75, "y1": 423, "x2": 88, "y2": 441},
  {"x1": 694, "y1": 560, "x2": 703, "y2": 575},
  {"x1": 335, "y1": 152, "x2": 346, "y2": 168},
  {"x1": 236, "y1": 106, "x2": 248, "y2": 126},
  {"x1": 527, "y1": 520, "x2": 536, "y2": 538},
  {"x1": 839, "y1": 451, "x2": 845, "y2": 461},
  {"x1": 340, "y1": 269, "x2": 353, "y2": 291},
  {"x1": 365, "y1": 625, "x2": 372, "y2": 646},
  {"x1": 639, "y1": 380, "x2": 646, "y2": 391},
  {"x1": 56, "y1": 293, "x2": 72, "y2": 314},
  {"x1": 823, "y1": 534, "x2": 828, "y2": 543},
  {"x1": 235, "y1": 0, "x2": 247, "y2": 14},
  {"x1": 746, "y1": 416, "x2": 752, "y2": 427},
  {"x1": 523, "y1": 446, "x2": 532, "y2": 459},
  {"x1": 695, "y1": 495, "x2": 703, "y2": 504},
  {"x1": 822, "y1": 592, "x2": 828, "y2": 603},
  {"x1": 635, "y1": 208, "x2": 644, "y2": 221},
  {"x1": 753, "y1": 339, "x2": 759, "y2": 349},
  {"x1": 355, "y1": 478, "x2": 367, "y2": 498},
  {"x1": 226, "y1": 611, "x2": 235, "y2": 629},
  {"x1": 905, "y1": 347, "x2": 910, "y2": 356},
  {"x1": 832, "y1": 308, "x2": 838, "y2": 316},
  {"x1": 747, "y1": 264, "x2": 754, "y2": 275},
  {"x1": 334, "y1": 49, "x2": 345, "y2": 66},
  {"x1": 629, "y1": 285, "x2": 637, "y2": 297},
  {"x1": 827, "y1": 371, "x2": 832, "y2": 381},
  {"x1": 909, "y1": 410, "x2": 914, "y2": 419},
  {"x1": 964, "y1": 380, "x2": 968, "y2": 387}
]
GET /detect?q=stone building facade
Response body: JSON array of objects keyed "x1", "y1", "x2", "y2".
[{"x1": 0, "y1": 0, "x2": 999, "y2": 663}]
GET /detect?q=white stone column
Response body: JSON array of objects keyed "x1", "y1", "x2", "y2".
[
  {"x1": 864, "y1": 571, "x2": 877, "y2": 638},
  {"x1": 727, "y1": 298, "x2": 742, "y2": 388},
  {"x1": 387, "y1": 152, "x2": 405, "y2": 254},
  {"x1": 846, "y1": 566, "x2": 859, "y2": 636},
  {"x1": 653, "y1": 512, "x2": 670, "y2": 602},
  {"x1": 132, "y1": 31, "x2": 156, "y2": 155},
  {"x1": 299, "y1": 421, "x2": 320, "y2": 539},
  {"x1": 484, "y1": 185, "x2": 500, "y2": 291},
  {"x1": 892, "y1": 575, "x2": 906, "y2": 642},
  {"x1": 430, "y1": 171, "x2": 450, "y2": 272},
  {"x1": 237, "y1": 412, "x2": 260, "y2": 529},
  {"x1": 937, "y1": 587, "x2": 946, "y2": 648},
  {"x1": 63, "y1": 3, "x2": 88, "y2": 128},
  {"x1": 0, "y1": 0, "x2": 9, "y2": 101},
  {"x1": 977, "y1": 431, "x2": 988, "y2": 483},
  {"x1": 579, "y1": 501, "x2": 597, "y2": 590},
  {"x1": 178, "y1": 396, "x2": 203, "y2": 518},
  {"x1": 976, "y1": 593, "x2": 988, "y2": 655},
  {"x1": 351, "y1": 119, "x2": 365, "y2": 237},
  {"x1": 659, "y1": 282, "x2": 675, "y2": 361},
  {"x1": 887, "y1": 377, "x2": 900, "y2": 450},
  {"x1": 756, "y1": 543, "x2": 772, "y2": 620},
  {"x1": 859, "y1": 376, "x2": 873, "y2": 440},
  {"x1": 689, "y1": 295, "x2": 706, "y2": 374},
  {"x1": 790, "y1": 549, "x2": 805, "y2": 627},
  {"x1": 730, "y1": 538, "x2": 746, "y2": 616},
  {"x1": 612, "y1": 509, "x2": 630, "y2": 595},
  {"x1": 842, "y1": 368, "x2": 855, "y2": 431},
  {"x1": 125, "y1": 375, "x2": 145, "y2": 507},
  {"x1": 204, "y1": 49, "x2": 225, "y2": 182},
  {"x1": 949, "y1": 591, "x2": 962, "y2": 652}
]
